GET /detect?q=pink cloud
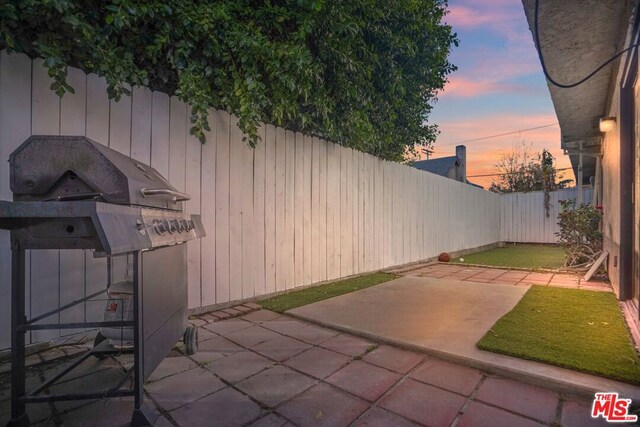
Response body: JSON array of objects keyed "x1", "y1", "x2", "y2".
[
  {"x1": 447, "y1": 5, "x2": 512, "y2": 29},
  {"x1": 438, "y1": 0, "x2": 542, "y2": 100},
  {"x1": 442, "y1": 76, "x2": 534, "y2": 98}
]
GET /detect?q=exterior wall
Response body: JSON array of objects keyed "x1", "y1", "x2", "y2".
[
  {"x1": 500, "y1": 188, "x2": 593, "y2": 244},
  {"x1": 602, "y1": 81, "x2": 622, "y2": 295},
  {"x1": 0, "y1": 52, "x2": 502, "y2": 349}
]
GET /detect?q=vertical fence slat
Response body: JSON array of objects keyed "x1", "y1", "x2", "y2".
[
  {"x1": 186, "y1": 108, "x2": 202, "y2": 309},
  {"x1": 215, "y1": 111, "x2": 231, "y2": 303},
  {"x1": 264, "y1": 125, "x2": 277, "y2": 294},
  {"x1": 302, "y1": 135, "x2": 313, "y2": 285},
  {"x1": 228, "y1": 116, "x2": 243, "y2": 301},
  {"x1": 274, "y1": 127, "x2": 286, "y2": 292},
  {"x1": 201, "y1": 110, "x2": 217, "y2": 306},
  {"x1": 294, "y1": 132, "x2": 305, "y2": 287},
  {"x1": 0, "y1": 52, "x2": 32, "y2": 346},
  {"x1": 253, "y1": 125, "x2": 266, "y2": 296},
  {"x1": 284, "y1": 130, "x2": 296, "y2": 289}
]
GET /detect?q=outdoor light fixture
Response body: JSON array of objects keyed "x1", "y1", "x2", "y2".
[{"x1": 599, "y1": 117, "x2": 616, "y2": 133}]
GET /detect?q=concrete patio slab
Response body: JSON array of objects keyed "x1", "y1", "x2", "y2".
[
  {"x1": 410, "y1": 358, "x2": 483, "y2": 396},
  {"x1": 235, "y1": 365, "x2": 315, "y2": 407},
  {"x1": 379, "y1": 379, "x2": 467, "y2": 426},
  {"x1": 145, "y1": 366, "x2": 225, "y2": 411},
  {"x1": 352, "y1": 407, "x2": 418, "y2": 427},
  {"x1": 276, "y1": 382, "x2": 369, "y2": 427},
  {"x1": 206, "y1": 351, "x2": 274, "y2": 383},
  {"x1": 362, "y1": 345, "x2": 425, "y2": 374},
  {"x1": 1, "y1": 308, "x2": 626, "y2": 426},
  {"x1": 325, "y1": 360, "x2": 401, "y2": 401},
  {"x1": 456, "y1": 401, "x2": 544, "y2": 427},
  {"x1": 170, "y1": 387, "x2": 263, "y2": 426},
  {"x1": 287, "y1": 275, "x2": 640, "y2": 402},
  {"x1": 475, "y1": 376, "x2": 558, "y2": 424},
  {"x1": 289, "y1": 275, "x2": 527, "y2": 357},
  {"x1": 284, "y1": 347, "x2": 351, "y2": 379}
]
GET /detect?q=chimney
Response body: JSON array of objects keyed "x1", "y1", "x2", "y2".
[{"x1": 456, "y1": 145, "x2": 466, "y2": 182}]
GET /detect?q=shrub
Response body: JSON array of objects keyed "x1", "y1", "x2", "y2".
[
  {"x1": 556, "y1": 200, "x2": 602, "y2": 268},
  {"x1": 0, "y1": 0, "x2": 457, "y2": 159}
]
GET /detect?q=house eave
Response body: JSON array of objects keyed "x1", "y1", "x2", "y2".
[{"x1": 521, "y1": 0, "x2": 634, "y2": 184}]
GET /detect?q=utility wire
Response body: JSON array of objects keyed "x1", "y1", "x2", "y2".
[
  {"x1": 467, "y1": 166, "x2": 572, "y2": 178},
  {"x1": 534, "y1": 0, "x2": 640, "y2": 88},
  {"x1": 438, "y1": 123, "x2": 558, "y2": 147}
]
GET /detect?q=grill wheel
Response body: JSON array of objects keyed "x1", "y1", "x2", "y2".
[{"x1": 183, "y1": 325, "x2": 198, "y2": 355}]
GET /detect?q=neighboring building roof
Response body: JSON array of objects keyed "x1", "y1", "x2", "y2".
[
  {"x1": 413, "y1": 156, "x2": 458, "y2": 176},
  {"x1": 520, "y1": 0, "x2": 632, "y2": 184},
  {"x1": 466, "y1": 180, "x2": 483, "y2": 189}
]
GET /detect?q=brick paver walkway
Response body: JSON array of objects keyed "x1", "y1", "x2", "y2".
[
  {"x1": 1, "y1": 309, "x2": 610, "y2": 426},
  {"x1": 389, "y1": 262, "x2": 612, "y2": 292}
]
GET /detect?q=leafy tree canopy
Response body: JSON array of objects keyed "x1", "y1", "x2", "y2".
[
  {"x1": 489, "y1": 143, "x2": 573, "y2": 194},
  {"x1": 0, "y1": 0, "x2": 457, "y2": 160}
]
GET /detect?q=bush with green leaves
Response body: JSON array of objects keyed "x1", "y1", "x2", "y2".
[
  {"x1": 556, "y1": 200, "x2": 603, "y2": 269},
  {"x1": 0, "y1": 0, "x2": 457, "y2": 160}
]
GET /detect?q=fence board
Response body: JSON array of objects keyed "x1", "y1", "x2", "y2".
[
  {"x1": 253, "y1": 125, "x2": 266, "y2": 296},
  {"x1": 294, "y1": 132, "x2": 305, "y2": 287},
  {"x1": 201, "y1": 110, "x2": 217, "y2": 306},
  {"x1": 214, "y1": 110, "x2": 231, "y2": 303},
  {"x1": 274, "y1": 127, "x2": 286, "y2": 292},
  {"x1": 186, "y1": 111, "x2": 202, "y2": 309},
  {"x1": 228, "y1": 116, "x2": 243, "y2": 301},
  {"x1": 264, "y1": 125, "x2": 277, "y2": 294},
  {"x1": 303, "y1": 135, "x2": 313, "y2": 285}
]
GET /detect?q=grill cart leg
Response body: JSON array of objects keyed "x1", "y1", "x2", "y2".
[
  {"x1": 7, "y1": 243, "x2": 30, "y2": 427},
  {"x1": 130, "y1": 251, "x2": 157, "y2": 427}
]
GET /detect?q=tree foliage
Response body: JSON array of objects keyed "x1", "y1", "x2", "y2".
[
  {"x1": 489, "y1": 144, "x2": 572, "y2": 194},
  {"x1": 0, "y1": 0, "x2": 457, "y2": 160}
]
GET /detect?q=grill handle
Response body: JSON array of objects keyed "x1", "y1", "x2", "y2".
[{"x1": 140, "y1": 188, "x2": 191, "y2": 202}]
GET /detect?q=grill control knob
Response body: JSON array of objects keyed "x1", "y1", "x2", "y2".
[
  {"x1": 187, "y1": 219, "x2": 196, "y2": 231},
  {"x1": 153, "y1": 219, "x2": 167, "y2": 234},
  {"x1": 164, "y1": 219, "x2": 174, "y2": 234},
  {"x1": 170, "y1": 219, "x2": 180, "y2": 233},
  {"x1": 177, "y1": 219, "x2": 186, "y2": 232}
]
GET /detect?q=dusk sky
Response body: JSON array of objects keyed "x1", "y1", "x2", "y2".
[{"x1": 426, "y1": 0, "x2": 572, "y2": 189}]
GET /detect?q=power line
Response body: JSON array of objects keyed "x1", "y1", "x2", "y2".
[
  {"x1": 467, "y1": 166, "x2": 572, "y2": 178},
  {"x1": 437, "y1": 123, "x2": 559, "y2": 147},
  {"x1": 534, "y1": 0, "x2": 640, "y2": 89}
]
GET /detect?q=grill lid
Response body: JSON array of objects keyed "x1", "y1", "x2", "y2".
[{"x1": 10, "y1": 135, "x2": 187, "y2": 210}]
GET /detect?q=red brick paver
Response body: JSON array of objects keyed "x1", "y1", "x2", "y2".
[
  {"x1": 394, "y1": 262, "x2": 613, "y2": 292},
  {"x1": 326, "y1": 360, "x2": 401, "y2": 401},
  {"x1": 4, "y1": 308, "x2": 608, "y2": 427},
  {"x1": 475, "y1": 377, "x2": 559, "y2": 424}
]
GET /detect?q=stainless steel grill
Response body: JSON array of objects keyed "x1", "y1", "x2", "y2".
[{"x1": 1, "y1": 135, "x2": 205, "y2": 427}]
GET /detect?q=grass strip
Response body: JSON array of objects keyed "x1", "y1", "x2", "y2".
[
  {"x1": 259, "y1": 272, "x2": 397, "y2": 313},
  {"x1": 477, "y1": 286, "x2": 640, "y2": 384},
  {"x1": 452, "y1": 244, "x2": 565, "y2": 270}
]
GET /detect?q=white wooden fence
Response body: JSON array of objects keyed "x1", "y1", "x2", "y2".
[
  {"x1": 0, "y1": 52, "x2": 502, "y2": 349},
  {"x1": 500, "y1": 188, "x2": 593, "y2": 243}
]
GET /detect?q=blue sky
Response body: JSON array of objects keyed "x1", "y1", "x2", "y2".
[{"x1": 427, "y1": 0, "x2": 571, "y2": 188}]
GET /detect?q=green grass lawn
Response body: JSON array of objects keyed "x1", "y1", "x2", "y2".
[
  {"x1": 477, "y1": 286, "x2": 640, "y2": 384},
  {"x1": 259, "y1": 272, "x2": 397, "y2": 313},
  {"x1": 452, "y1": 244, "x2": 565, "y2": 270}
]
